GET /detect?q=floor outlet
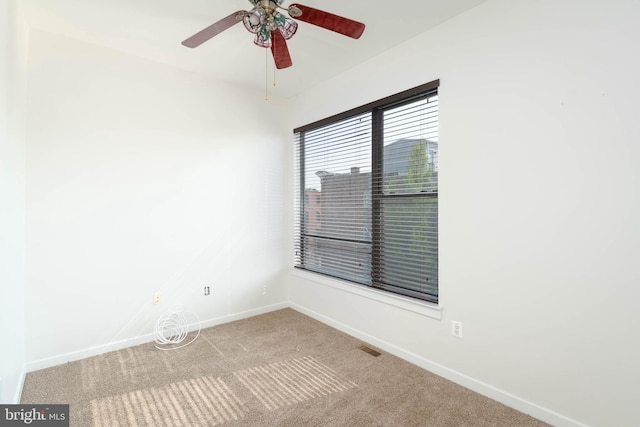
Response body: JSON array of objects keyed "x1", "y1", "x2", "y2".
[
  {"x1": 452, "y1": 321, "x2": 463, "y2": 338},
  {"x1": 153, "y1": 293, "x2": 162, "y2": 305}
]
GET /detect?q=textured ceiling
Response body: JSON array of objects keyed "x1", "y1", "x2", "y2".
[{"x1": 23, "y1": 0, "x2": 487, "y2": 98}]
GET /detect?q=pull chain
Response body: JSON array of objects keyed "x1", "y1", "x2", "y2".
[{"x1": 265, "y1": 48, "x2": 269, "y2": 101}]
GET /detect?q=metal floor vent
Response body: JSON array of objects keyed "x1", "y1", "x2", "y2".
[{"x1": 358, "y1": 345, "x2": 382, "y2": 357}]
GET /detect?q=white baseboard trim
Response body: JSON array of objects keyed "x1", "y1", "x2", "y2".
[
  {"x1": 289, "y1": 302, "x2": 590, "y2": 427},
  {"x1": 12, "y1": 364, "x2": 26, "y2": 404},
  {"x1": 26, "y1": 334, "x2": 155, "y2": 373},
  {"x1": 198, "y1": 302, "x2": 289, "y2": 331},
  {"x1": 26, "y1": 302, "x2": 289, "y2": 373}
]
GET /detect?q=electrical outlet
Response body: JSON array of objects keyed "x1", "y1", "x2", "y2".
[
  {"x1": 204, "y1": 286, "x2": 210, "y2": 296},
  {"x1": 451, "y1": 321, "x2": 463, "y2": 338},
  {"x1": 153, "y1": 292, "x2": 162, "y2": 305}
]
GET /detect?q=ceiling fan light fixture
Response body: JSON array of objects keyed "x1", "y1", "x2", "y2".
[
  {"x1": 243, "y1": 8, "x2": 266, "y2": 34},
  {"x1": 248, "y1": 14, "x2": 260, "y2": 26},
  {"x1": 253, "y1": 26, "x2": 272, "y2": 48},
  {"x1": 274, "y1": 12, "x2": 298, "y2": 40}
]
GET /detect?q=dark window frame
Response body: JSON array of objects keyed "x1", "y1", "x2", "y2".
[{"x1": 294, "y1": 80, "x2": 439, "y2": 303}]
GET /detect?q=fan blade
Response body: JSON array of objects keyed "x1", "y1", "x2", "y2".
[
  {"x1": 271, "y1": 30, "x2": 293, "y2": 69},
  {"x1": 182, "y1": 11, "x2": 246, "y2": 48},
  {"x1": 289, "y1": 4, "x2": 365, "y2": 39}
]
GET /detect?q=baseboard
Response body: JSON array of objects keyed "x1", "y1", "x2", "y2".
[
  {"x1": 289, "y1": 302, "x2": 589, "y2": 427},
  {"x1": 26, "y1": 302, "x2": 289, "y2": 373},
  {"x1": 12, "y1": 364, "x2": 26, "y2": 404},
  {"x1": 26, "y1": 333, "x2": 156, "y2": 373},
  {"x1": 0, "y1": 363, "x2": 27, "y2": 404},
  {"x1": 198, "y1": 302, "x2": 289, "y2": 331}
]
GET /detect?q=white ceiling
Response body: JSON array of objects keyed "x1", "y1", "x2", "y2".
[{"x1": 23, "y1": 0, "x2": 487, "y2": 98}]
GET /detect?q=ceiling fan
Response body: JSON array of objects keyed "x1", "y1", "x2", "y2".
[{"x1": 181, "y1": 0, "x2": 365, "y2": 70}]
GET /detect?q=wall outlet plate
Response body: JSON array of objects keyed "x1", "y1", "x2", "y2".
[{"x1": 452, "y1": 321, "x2": 463, "y2": 338}]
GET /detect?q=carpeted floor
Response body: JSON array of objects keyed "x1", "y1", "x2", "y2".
[{"x1": 21, "y1": 308, "x2": 549, "y2": 426}]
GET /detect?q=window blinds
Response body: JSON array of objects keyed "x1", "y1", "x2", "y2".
[
  {"x1": 294, "y1": 81, "x2": 439, "y2": 303},
  {"x1": 294, "y1": 113, "x2": 373, "y2": 284}
]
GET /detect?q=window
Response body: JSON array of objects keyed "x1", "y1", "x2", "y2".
[{"x1": 294, "y1": 81, "x2": 439, "y2": 303}]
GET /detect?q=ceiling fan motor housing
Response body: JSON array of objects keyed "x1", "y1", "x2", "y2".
[{"x1": 258, "y1": 0, "x2": 279, "y2": 15}]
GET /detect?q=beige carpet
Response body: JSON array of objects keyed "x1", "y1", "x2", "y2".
[{"x1": 21, "y1": 308, "x2": 549, "y2": 426}]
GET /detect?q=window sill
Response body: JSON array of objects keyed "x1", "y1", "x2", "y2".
[{"x1": 291, "y1": 268, "x2": 442, "y2": 320}]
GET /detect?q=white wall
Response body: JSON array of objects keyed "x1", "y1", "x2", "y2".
[
  {"x1": 0, "y1": 0, "x2": 28, "y2": 404},
  {"x1": 0, "y1": 0, "x2": 27, "y2": 403},
  {"x1": 25, "y1": 30, "x2": 290, "y2": 368},
  {"x1": 287, "y1": 1, "x2": 640, "y2": 426}
]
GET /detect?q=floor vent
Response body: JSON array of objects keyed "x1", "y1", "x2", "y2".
[{"x1": 358, "y1": 345, "x2": 381, "y2": 357}]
